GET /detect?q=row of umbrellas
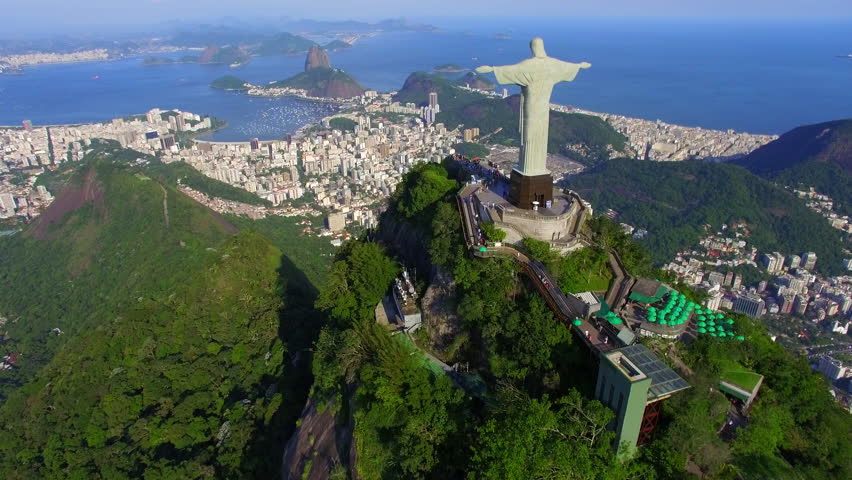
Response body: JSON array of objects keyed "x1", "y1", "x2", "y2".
[{"x1": 647, "y1": 290, "x2": 745, "y2": 341}]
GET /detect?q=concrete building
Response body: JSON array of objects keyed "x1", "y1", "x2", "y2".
[
  {"x1": 816, "y1": 356, "x2": 849, "y2": 381},
  {"x1": 325, "y1": 212, "x2": 346, "y2": 232},
  {"x1": 802, "y1": 252, "x2": 818, "y2": 271},
  {"x1": 734, "y1": 293, "x2": 765, "y2": 319},
  {"x1": 788, "y1": 254, "x2": 802, "y2": 269},
  {"x1": 707, "y1": 271, "x2": 725, "y2": 286},
  {"x1": 595, "y1": 344, "x2": 689, "y2": 457}
]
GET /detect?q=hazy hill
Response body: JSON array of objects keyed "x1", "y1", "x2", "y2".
[
  {"x1": 457, "y1": 71, "x2": 495, "y2": 90},
  {"x1": 323, "y1": 39, "x2": 352, "y2": 51},
  {"x1": 394, "y1": 72, "x2": 627, "y2": 165},
  {"x1": 565, "y1": 158, "x2": 849, "y2": 275},
  {"x1": 735, "y1": 119, "x2": 852, "y2": 215},
  {"x1": 252, "y1": 32, "x2": 315, "y2": 56}
]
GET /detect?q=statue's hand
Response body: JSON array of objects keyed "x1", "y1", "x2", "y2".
[
  {"x1": 476, "y1": 65, "x2": 493, "y2": 74},
  {"x1": 579, "y1": 62, "x2": 592, "y2": 69}
]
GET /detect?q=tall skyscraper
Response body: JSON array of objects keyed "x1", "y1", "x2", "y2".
[
  {"x1": 429, "y1": 92, "x2": 439, "y2": 111},
  {"x1": 250, "y1": 138, "x2": 261, "y2": 151}
]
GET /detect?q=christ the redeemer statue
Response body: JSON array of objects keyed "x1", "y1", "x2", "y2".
[{"x1": 477, "y1": 38, "x2": 590, "y2": 178}]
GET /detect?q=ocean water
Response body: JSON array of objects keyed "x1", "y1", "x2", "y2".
[{"x1": 0, "y1": 18, "x2": 849, "y2": 140}]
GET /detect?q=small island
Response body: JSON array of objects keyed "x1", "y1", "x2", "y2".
[
  {"x1": 143, "y1": 55, "x2": 199, "y2": 66},
  {"x1": 435, "y1": 63, "x2": 466, "y2": 73},
  {"x1": 210, "y1": 76, "x2": 250, "y2": 91}
]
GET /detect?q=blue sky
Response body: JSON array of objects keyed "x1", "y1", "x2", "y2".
[{"x1": 5, "y1": 0, "x2": 852, "y2": 31}]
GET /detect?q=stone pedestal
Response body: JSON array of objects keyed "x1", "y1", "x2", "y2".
[{"x1": 508, "y1": 169, "x2": 553, "y2": 209}]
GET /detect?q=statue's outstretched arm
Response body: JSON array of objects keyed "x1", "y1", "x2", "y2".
[
  {"x1": 476, "y1": 65, "x2": 493, "y2": 73},
  {"x1": 580, "y1": 62, "x2": 591, "y2": 69}
]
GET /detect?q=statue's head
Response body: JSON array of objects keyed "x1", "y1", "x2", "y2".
[{"x1": 530, "y1": 38, "x2": 547, "y2": 58}]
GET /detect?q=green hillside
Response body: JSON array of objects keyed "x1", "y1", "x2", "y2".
[
  {"x1": 565, "y1": 159, "x2": 849, "y2": 275},
  {"x1": 0, "y1": 156, "x2": 236, "y2": 397},
  {"x1": 394, "y1": 72, "x2": 627, "y2": 165},
  {"x1": 735, "y1": 119, "x2": 852, "y2": 215},
  {"x1": 323, "y1": 39, "x2": 352, "y2": 51},
  {"x1": 210, "y1": 75, "x2": 249, "y2": 91},
  {"x1": 0, "y1": 232, "x2": 289, "y2": 478},
  {"x1": 252, "y1": 32, "x2": 315, "y2": 56},
  {"x1": 271, "y1": 66, "x2": 365, "y2": 98}
]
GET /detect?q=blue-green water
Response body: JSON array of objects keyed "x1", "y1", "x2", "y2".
[{"x1": 0, "y1": 19, "x2": 849, "y2": 140}]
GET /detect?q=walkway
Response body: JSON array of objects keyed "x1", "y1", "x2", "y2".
[{"x1": 457, "y1": 187, "x2": 616, "y2": 355}]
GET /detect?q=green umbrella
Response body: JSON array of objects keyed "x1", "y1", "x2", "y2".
[
  {"x1": 709, "y1": 332, "x2": 718, "y2": 337},
  {"x1": 698, "y1": 315, "x2": 706, "y2": 321},
  {"x1": 736, "y1": 336, "x2": 745, "y2": 341},
  {"x1": 698, "y1": 321, "x2": 706, "y2": 327},
  {"x1": 660, "y1": 320, "x2": 668, "y2": 326},
  {"x1": 708, "y1": 326, "x2": 716, "y2": 332},
  {"x1": 708, "y1": 320, "x2": 716, "y2": 326},
  {"x1": 648, "y1": 317, "x2": 657, "y2": 323},
  {"x1": 698, "y1": 327, "x2": 707, "y2": 333},
  {"x1": 573, "y1": 319, "x2": 582, "y2": 326},
  {"x1": 726, "y1": 319, "x2": 735, "y2": 325},
  {"x1": 610, "y1": 318, "x2": 622, "y2": 325}
]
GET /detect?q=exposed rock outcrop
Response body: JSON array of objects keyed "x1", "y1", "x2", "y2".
[
  {"x1": 305, "y1": 45, "x2": 331, "y2": 71},
  {"x1": 281, "y1": 395, "x2": 358, "y2": 480}
]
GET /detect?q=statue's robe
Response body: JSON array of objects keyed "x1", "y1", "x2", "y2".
[{"x1": 492, "y1": 58, "x2": 582, "y2": 176}]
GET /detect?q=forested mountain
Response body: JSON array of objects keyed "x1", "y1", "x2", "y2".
[
  {"x1": 0, "y1": 146, "x2": 333, "y2": 477},
  {"x1": 394, "y1": 72, "x2": 628, "y2": 165},
  {"x1": 565, "y1": 158, "x2": 849, "y2": 275},
  {"x1": 0, "y1": 154, "x2": 236, "y2": 398},
  {"x1": 735, "y1": 119, "x2": 852, "y2": 215}
]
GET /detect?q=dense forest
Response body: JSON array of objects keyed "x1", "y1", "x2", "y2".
[
  {"x1": 0, "y1": 147, "x2": 334, "y2": 477},
  {"x1": 0, "y1": 233, "x2": 291, "y2": 478},
  {"x1": 0, "y1": 156, "x2": 235, "y2": 399},
  {"x1": 566, "y1": 158, "x2": 850, "y2": 276},
  {"x1": 394, "y1": 72, "x2": 628, "y2": 165}
]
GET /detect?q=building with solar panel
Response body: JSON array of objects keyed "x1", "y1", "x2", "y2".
[{"x1": 595, "y1": 344, "x2": 690, "y2": 457}]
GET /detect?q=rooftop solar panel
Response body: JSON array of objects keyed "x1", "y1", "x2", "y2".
[{"x1": 617, "y1": 344, "x2": 690, "y2": 400}]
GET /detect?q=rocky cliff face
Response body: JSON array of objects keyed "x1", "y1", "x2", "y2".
[
  {"x1": 281, "y1": 395, "x2": 358, "y2": 480},
  {"x1": 305, "y1": 45, "x2": 331, "y2": 71}
]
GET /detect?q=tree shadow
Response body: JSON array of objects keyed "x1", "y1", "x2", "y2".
[{"x1": 239, "y1": 253, "x2": 328, "y2": 478}]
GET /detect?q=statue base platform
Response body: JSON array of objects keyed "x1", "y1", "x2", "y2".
[{"x1": 508, "y1": 170, "x2": 554, "y2": 209}]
